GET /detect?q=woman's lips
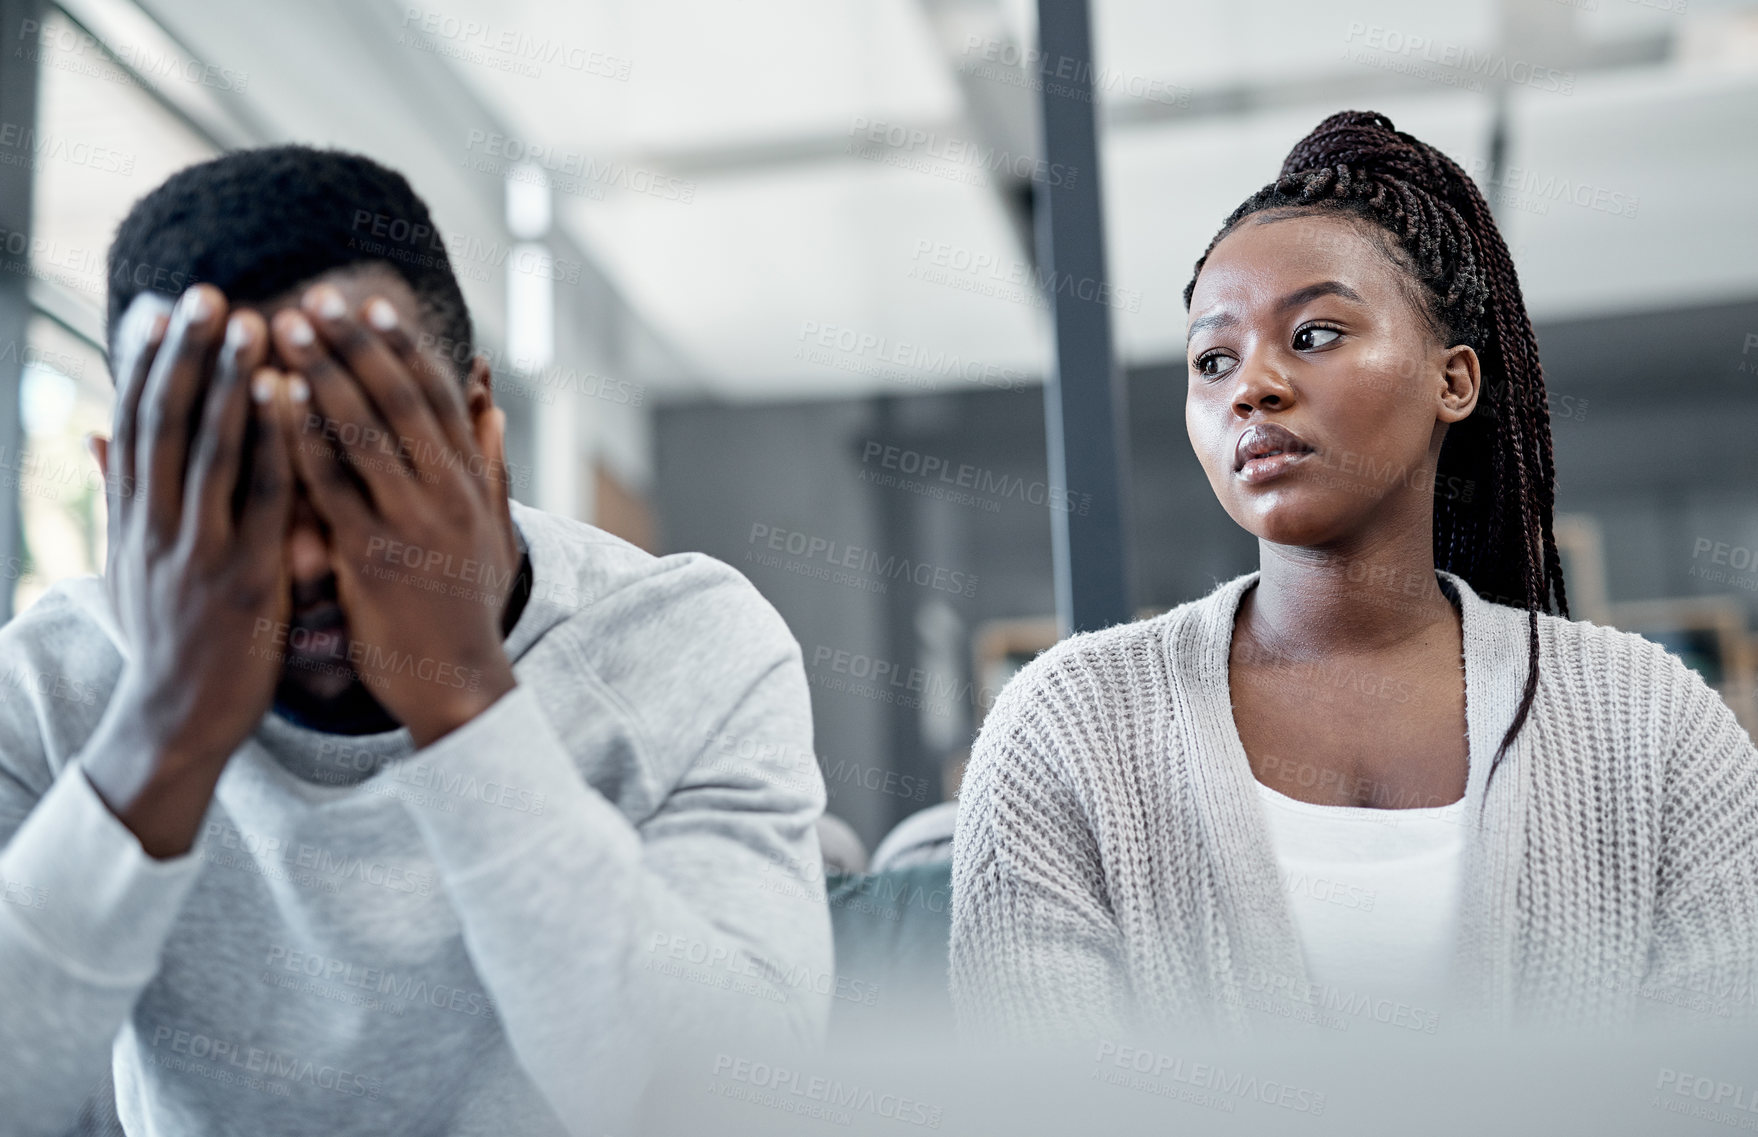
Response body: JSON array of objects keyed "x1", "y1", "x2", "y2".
[
  {"x1": 1236, "y1": 449, "x2": 1313, "y2": 484},
  {"x1": 1233, "y1": 423, "x2": 1315, "y2": 484}
]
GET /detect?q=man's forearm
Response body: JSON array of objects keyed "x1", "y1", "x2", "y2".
[
  {"x1": 396, "y1": 684, "x2": 832, "y2": 1135},
  {"x1": 0, "y1": 766, "x2": 204, "y2": 1135}
]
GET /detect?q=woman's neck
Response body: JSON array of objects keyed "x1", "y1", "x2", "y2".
[{"x1": 1243, "y1": 531, "x2": 1458, "y2": 661}]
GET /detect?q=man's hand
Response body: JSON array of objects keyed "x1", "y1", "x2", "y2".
[
  {"x1": 82, "y1": 286, "x2": 299, "y2": 858},
  {"x1": 271, "y1": 285, "x2": 519, "y2": 749}
]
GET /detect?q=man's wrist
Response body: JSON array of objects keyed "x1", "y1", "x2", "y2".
[
  {"x1": 404, "y1": 661, "x2": 518, "y2": 749},
  {"x1": 81, "y1": 695, "x2": 231, "y2": 860}
]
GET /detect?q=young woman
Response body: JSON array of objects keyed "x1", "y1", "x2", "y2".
[{"x1": 949, "y1": 110, "x2": 1758, "y2": 1043}]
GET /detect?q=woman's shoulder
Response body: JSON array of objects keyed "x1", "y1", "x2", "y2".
[
  {"x1": 1506, "y1": 602, "x2": 1746, "y2": 752},
  {"x1": 1453, "y1": 573, "x2": 1709, "y2": 704},
  {"x1": 977, "y1": 576, "x2": 1248, "y2": 753},
  {"x1": 1531, "y1": 608, "x2": 1712, "y2": 698},
  {"x1": 1005, "y1": 579, "x2": 1242, "y2": 686}
]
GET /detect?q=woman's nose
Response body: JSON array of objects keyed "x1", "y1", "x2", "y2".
[{"x1": 1233, "y1": 354, "x2": 1292, "y2": 416}]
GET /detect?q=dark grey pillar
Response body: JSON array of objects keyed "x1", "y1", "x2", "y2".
[
  {"x1": 0, "y1": 0, "x2": 45, "y2": 622},
  {"x1": 1032, "y1": 0, "x2": 1132, "y2": 634}
]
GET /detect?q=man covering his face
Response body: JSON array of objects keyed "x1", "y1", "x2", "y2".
[{"x1": 0, "y1": 146, "x2": 831, "y2": 1136}]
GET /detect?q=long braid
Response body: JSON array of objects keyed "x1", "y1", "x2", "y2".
[{"x1": 1182, "y1": 110, "x2": 1568, "y2": 793}]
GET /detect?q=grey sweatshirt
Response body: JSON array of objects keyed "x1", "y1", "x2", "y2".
[{"x1": 0, "y1": 500, "x2": 833, "y2": 1136}]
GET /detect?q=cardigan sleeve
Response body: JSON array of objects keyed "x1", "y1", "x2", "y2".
[
  {"x1": 1643, "y1": 659, "x2": 1758, "y2": 1025},
  {"x1": 948, "y1": 664, "x2": 1133, "y2": 1044}
]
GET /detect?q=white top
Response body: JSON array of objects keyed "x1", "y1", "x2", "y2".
[
  {"x1": 951, "y1": 568, "x2": 1758, "y2": 1042},
  {"x1": 1254, "y1": 779, "x2": 1467, "y2": 1020}
]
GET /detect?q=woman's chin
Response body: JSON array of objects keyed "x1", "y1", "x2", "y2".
[{"x1": 1234, "y1": 497, "x2": 1356, "y2": 549}]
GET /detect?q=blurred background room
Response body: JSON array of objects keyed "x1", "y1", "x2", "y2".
[{"x1": 4, "y1": 0, "x2": 1757, "y2": 876}]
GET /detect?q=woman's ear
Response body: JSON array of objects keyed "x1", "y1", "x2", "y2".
[{"x1": 1437, "y1": 344, "x2": 1481, "y2": 424}]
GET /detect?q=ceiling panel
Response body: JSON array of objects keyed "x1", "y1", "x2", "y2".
[{"x1": 566, "y1": 157, "x2": 1048, "y2": 399}]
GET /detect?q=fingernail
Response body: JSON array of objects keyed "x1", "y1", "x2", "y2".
[
  {"x1": 251, "y1": 371, "x2": 276, "y2": 404},
  {"x1": 287, "y1": 375, "x2": 310, "y2": 403},
  {"x1": 225, "y1": 314, "x2": 253, "y2": 351},
  {"x1": 313, "y1": 287, "x2": 347, "y2": 321},
  {"x1": 283, "y1": 314, "x2": 315, "y2": 347},
  {"x1": 124, "y1": 301, "x2": 151, "y2": 343},
  {"x1": 181, "y1": 288, "x2": 213, "y2": 321},
  {"x1": 365, "y1": 298, "x2": 398, "y2": 331}
]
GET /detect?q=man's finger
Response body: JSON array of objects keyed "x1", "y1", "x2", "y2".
[
  {"x1": 302, "y1": 286, "x2": 456, "y2": 480},
  {"x1": 108, "y1": 294, "x2": 173, "y2": 522},
  {"x1": 139, "y1": 285, "x2": 227, "y2": 544},
  {"x1": 184, "y1": 311, "x2": 268, "y2": 553},
  {"x1": 279, "y1": 372, "x2": 373, "y2": 537},
  {"x1": 235, "y1": 369, "x2": 298, "y2": 592},
  {"x1": 271, "y1": 308, "x2": 409, "y2": 515},
  {"x1": 360, "y1": 296, "x2": 476, "y2": 458}
]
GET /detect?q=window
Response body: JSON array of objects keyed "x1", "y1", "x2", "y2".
[{"x1": 16, "y1": 5, "x2": 220, "y2": 613}]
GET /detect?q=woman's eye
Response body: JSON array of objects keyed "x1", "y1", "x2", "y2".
[
  {"x1": 1194, "y1": 352, "x2": 1235, "y2": 379},
  {"x1": 1293, "y1": 325, "x2": 1341, "y2": 350}
]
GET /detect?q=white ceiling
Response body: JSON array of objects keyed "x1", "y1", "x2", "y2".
[
  {"x1": 116, "y1": 0, "x2": 1758, "y2": 401},
  {"x1": 420, "y1": 0, "x2": 1758, "y2": 399}
]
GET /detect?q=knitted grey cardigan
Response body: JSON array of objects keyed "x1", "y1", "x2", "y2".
[{"x1": 950, "y1": 570, "x2": 1758, "y2": 1041}]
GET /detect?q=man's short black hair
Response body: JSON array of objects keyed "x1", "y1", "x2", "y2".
[{"x1": 105, "y1": 144, "x2": 473, "y2": 376}]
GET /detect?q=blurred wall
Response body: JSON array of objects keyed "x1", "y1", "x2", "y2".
[
  {"x1": 656, "y1": 292, "x2": 1758, "y2": 851},
  {"x1": 654, "y1": 366, "x2": 1256, "y2": 851}
]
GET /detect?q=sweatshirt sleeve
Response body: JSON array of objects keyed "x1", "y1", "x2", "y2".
[
  {"x1": 949, "y1": 664, "x2": 1133, "y2": 1044},
  {"x1": 396, "y1": 636, "x2": 831, "y2": 1135},
  {"x1": 0, "y1": 763, "x2": 204, "y2": 1136},
  {"x1": 1644, "y1": 662, "x2": 1758, "y2": 1025}
]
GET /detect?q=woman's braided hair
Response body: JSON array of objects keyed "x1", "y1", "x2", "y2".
[{"x1": 1183, "y1": 110, "x2": 1567, "y2": 788}]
